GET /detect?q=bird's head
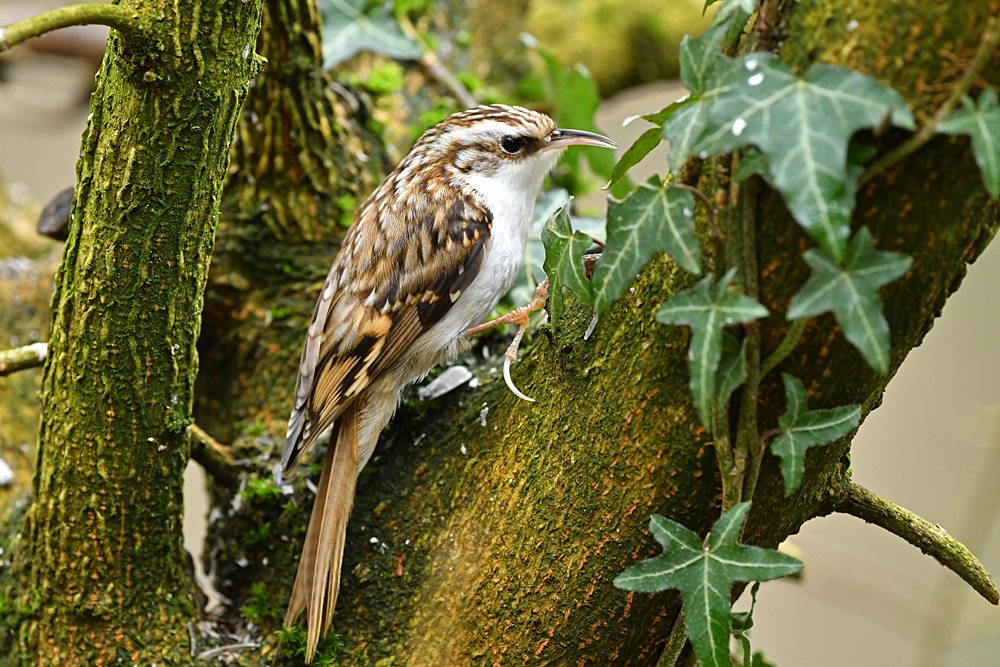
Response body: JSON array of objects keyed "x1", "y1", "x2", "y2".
[{"x1": 406, "y1": 104, "x2": 617, "y2": 195}]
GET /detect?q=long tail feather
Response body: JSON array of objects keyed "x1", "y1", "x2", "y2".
[{"x1": 284, "y1": 401, "x2": 359, "y2": 663}]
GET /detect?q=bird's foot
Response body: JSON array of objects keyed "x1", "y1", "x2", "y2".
[{"x1": 465, "y1": 279, "x2": 549, "y2": 402}]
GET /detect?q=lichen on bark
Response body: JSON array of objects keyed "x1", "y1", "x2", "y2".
[{"x1": 0, "y1": 0, "x2": 264, "y2": 662}]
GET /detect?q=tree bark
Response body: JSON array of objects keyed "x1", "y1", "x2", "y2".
[
  {"x1": 0, "y1": 0, "x2": 263, "y2": 663},
  {"x1": 225, "y1": 1, "x2": 996, "y2": 664},
  {"x1": 1, "y1": 0, "x2": 996, "y2": 665}
]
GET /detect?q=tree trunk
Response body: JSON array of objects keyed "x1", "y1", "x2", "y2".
[
  {"x1": 213, "y1": 1, "x2": 996, "y2": 664},
  {"x1": 1, "y1": 0, "x2": 263, "y2": 663},
  {"x1": 1, "y1": 0, "x2": 996, "y2": 665}
]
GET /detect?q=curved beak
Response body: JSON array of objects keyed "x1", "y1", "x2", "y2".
[{"x1": 544, "y1": 128, "x2": 618, "y2": 151}]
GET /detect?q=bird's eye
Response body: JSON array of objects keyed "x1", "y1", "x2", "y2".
[{"x1": 500, "y1": 135, "x2": 525, "y2": 154}]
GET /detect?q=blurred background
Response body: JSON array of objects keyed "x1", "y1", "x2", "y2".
[{"x1": 1, "y1": 0, "x2": 999, "y2": 664}]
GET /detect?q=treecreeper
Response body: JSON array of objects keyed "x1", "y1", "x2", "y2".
[{"x1": 278, "y1": 104, "x2": 616, "y2": 662}]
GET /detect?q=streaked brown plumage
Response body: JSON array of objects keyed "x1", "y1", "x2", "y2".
[{"x1": 280, "y1": 104, "x2": 615, "y2": 662}]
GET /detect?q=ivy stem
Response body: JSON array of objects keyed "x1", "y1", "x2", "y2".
[
  {"x1": 0, "y1": 343, "x2": 48, "y2": 376},
  {"x1": 830, "y1": 480, "x2": 999, "y2": 605},
  {"x1": 187, "y1": 424, "x2": 238, "y2": 485},
  {"x1": 734, "y1": 172, "x2": 762, "y2": 505},
  {"x1": 674, "y1": 182, "x2": 717, "y2": 234},
  {"x1": 712, "y1": 402, "x2": 741, "y2": 512},
  {"x1": 759, "y1": 317, "x2": 809, "y2": 379},
  {"x1": 0, "y1": 3, "x2": 142, "y2": 52},
  {"x1": 859, "y1": 15, "x2": 1000, "y2": 188},
  {"x1": 655, "y1": 609, "x2": 689, "y2": 667}
]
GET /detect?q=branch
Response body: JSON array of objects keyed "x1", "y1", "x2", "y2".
[
  {"x1": 0, "y1": 3, "x2": 143, "y2": 52},
  {"x1": 760, "y1": 317, "x2": 809, "y2": 379},
  {"x1": 188, "y1": 423, "x2": 238, "y2": 485},
  {"x1": 832, "y1": 481, "x2": 999, "y2": 605},
  {"x1": 859, "y1": 15, "x2": 1000, "y2": 188},
  {"x1": 735, "y1": 171, "x2": 762, "y2": 506},
  {"x1": 0, "y1": 343, "x2": 47, "y2": 376},
  {"x1": 655, "y1": 609, "x2": 688, "y2": 667},
  {"x1": 396, "y1": 12, "x2": 477, "y2": 108}
]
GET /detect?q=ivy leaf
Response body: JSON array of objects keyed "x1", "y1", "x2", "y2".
[
  {"x1": 704, "y1": 0, "x2": 756, "y2": 21},
  {"x1": 716, "y1": 332, "x2": 748, "y2": 406},
  {"x1": 609, "y1": 128, "x2": 663, "y2": 189},
  {"x1": 771, "y1": 374, "x2": 861, "y2": 494},
  {"x1": 731, "y1": 581, "x2": 760, "y2": 634},
  {"x1": 732, "y1": 148, "x2": 772, "y2": 184},
  {"x1": 592, "y1": 178, "x2": 702, "y2": 313},
  {"x1": 694, "y1": 53, "x2": 914, "y2": 262},
  {"x1": 787, "y1": 227, "x2": 911, "y2": 372},
  {"x1": 655, "y1": 271, "x2": 768, "y2": 427},
  {"x1": 642, "y1": 102, "x2": 687, "y2": 127},
  {"x1": 511, "y1": 191, "x2": 603, "y2": 306},
  {"x1": 542, "y1": 204, "x2": 596, "y2": 336},
  {"x1": 680, "y1": 22, "x2": 732, "y2": 95},
  {"x1": 320, "y1": 0, "x2": 423, "y2": 69},
  {"x1": 662, "y1": 57, "x2": 738, "y2": 169},
  {"x1": 615, "y1": 503, "x2": 803, "y2": 667},
  {"x1": 752, "y1": 652, "x2": 778, "y2": 667},
  {"x1": 529, "y1": 42, "x2": 631, "y2": 198},
  {"x1": 938, "y1": 89, "x2": 1000, "y2": 198},
  {"x1": 612, "y1": 100, "x2": 696, "y2": 187}
]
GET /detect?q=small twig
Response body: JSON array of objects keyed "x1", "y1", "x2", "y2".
[
  {"x1": 0, "y1": 343, "x2": 47, "y2": 376},
  {"x1": 188, "y1": 423, "x2": 238, "y2": 485},
  {"x1": 759, "y1": 317, "x2": 809, "y2": 379},
  {"x1": 832, "y1": 480, "x2": 999, "y2": 605},
  {"x1": 0, "y1": 3, "x2": 143, "y2": 52},
  {"x1": 655, "y1": 609, "x2": 689, "y2": 667},
  {"x1": 673, "y1": 182, "x2": 717, "y2": 234},
  {"x1": 396, "y1": 12, "x2": 477, "y2": 108},
  {"x1": 734, "y1": 174, "x2": 763, "y2": 505},
  {"x1": 859, "y1": 15, "x2": 1000, "y2": 188},
  {"x1": 712, "y1": 402, "x2": 741, "y2": 512}
]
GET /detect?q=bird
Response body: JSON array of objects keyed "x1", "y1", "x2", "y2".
[{"x1": 279, "y1": 104, "x2": 616, "y2": 662}]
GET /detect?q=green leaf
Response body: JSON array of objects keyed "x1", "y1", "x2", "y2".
[
  {"x1": 732, "y1": 148, "x2": 772, "y2": 184},
  {"x1": 694, "y1": 53, "x2": 914, "y2": 261},
  {"x1": 643, "y1": 102, "x2": 686, "y2": 127},
  {"x1": 771, "y1": 374, "x2": 861, "y2": 494},
  {"x1": 731, "y1": 581, "x2": 760, "y2": 634},
  {"x1": 655, "y1": 272, "x2": 768, "y2": 427},
  {"x1": 704, "y1": 0, "x2": 756, "y2": 21},
  {"x1": 752, "y1": 652, "x2": 778, "y2": 667},
  {"x1": 662, "y1": 58, "x2": 738, "y2": 169},
  {"x1": 680, "y1": 22, "x2": 732, "y2": 96},
  {"x1": 529, "y1": 44, "x2": 631, "y2": 198},
  {"x1": 510, "y1": 190, "x2": 604, "y2": 306},
  {"x1": 609, "y1": 127, "x2": 662, "y2": 189},
  {"x1": 716, "y1": 332, "x2": 748, "y2": 406},
  {"x1": 542, "y1": 203, "x2": 596, "y2": 336},
  {"x1": 663, "y1": 101, "x2": 712, "y2": 169},
  {"x1": 320, "y1": 0, "x2": 423, "y2": 68},
  {"x1": 611, "y1": 99, "x2": 698, "y2": 187},
  {"x1": 593, "y1": 178, "x2": 702, "y2": 314},
  {"x1": 615, "y1": 503, "x2": 803, "y2": 667},
  {"x1": 787, "y1": 228, "x2": 912, "y2": 372},
  {"x1": 938, "y1": 89, "x2": 1000, "y2": 198}
]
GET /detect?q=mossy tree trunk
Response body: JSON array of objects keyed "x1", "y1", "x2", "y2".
[
  {"x1": 2, "y1": 0, "x2": 997, "y2": 665},
  {"x1": 1, "y1": 0, "x2": 263, "y2": 663},
  {"x1": 197, "y1": 1, "x2": 1000, "y2": 665}
]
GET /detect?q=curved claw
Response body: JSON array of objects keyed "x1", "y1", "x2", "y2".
[{"x1": 503, "y1": 355, "x2": 535, "y2": 403}]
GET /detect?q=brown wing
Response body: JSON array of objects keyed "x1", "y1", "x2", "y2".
[{"x1": 281, "y1": 190, "x2": 492, "y2": 472}]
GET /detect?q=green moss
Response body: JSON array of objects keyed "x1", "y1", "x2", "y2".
[{"x1": 365, "y1": 62, "x2": 406, "y2": 94}]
